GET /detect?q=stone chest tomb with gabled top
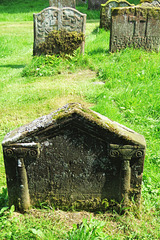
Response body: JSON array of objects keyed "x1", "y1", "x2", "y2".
[{"x1": 2, "y1": 103, "x2": 146, "y2": 212}]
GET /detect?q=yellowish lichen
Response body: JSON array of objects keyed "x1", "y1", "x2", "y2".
[{"x1": 101, "y1": 0, "x2": 134, "y2": 7}]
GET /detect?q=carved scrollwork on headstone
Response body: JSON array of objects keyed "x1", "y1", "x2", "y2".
[
  {"x1": 29, "y1": 149, "x2": 39, "y2": 157},
  {"x1": 109, "y1": 144, "x2": 145, "y2": 160},
  {"x1": 3, "y1": 143, "x2": 41, "y2": 159},
  {"x1": 4, "y1": 148, "x2": 14, "y2": 157},
  {"x1": 135, "y1": 150, "x2": 144, "y2": 158},
  {"x1": 109, "y1": 149, "x2": 120, "y2": 158}
]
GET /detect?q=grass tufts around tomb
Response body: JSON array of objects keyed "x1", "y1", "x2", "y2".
[
  {"x1": 67, "y1": 218, "x2": 107, "y2": 240},
  {"x1": 35, "y1": 30, "x2": 85, "y2": 57},
  {"x1": 22, "y1": 53, "x2": 90, "y2": 77},
  {"x1": 0, "y1": 2, "x2": 160, "y2": 239}
]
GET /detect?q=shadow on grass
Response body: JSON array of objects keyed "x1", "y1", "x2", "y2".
[
  {"x1": 0, "y1": 188, "x2": 8, "y2": 210},
  {"x1": 0, "y1": 64, "x2": 25, "y2": 69},
  {"x1": 88, "y1": 47, "x2": 110, "y2": 55}
]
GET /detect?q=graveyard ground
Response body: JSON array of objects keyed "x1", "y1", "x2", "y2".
[{"x1": 0, "y1": 0, "x2": 160, "y2": 239}]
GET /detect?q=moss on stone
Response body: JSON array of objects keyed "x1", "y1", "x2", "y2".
[
  {"x1": 32, "y1": 193, "x2": 115, "y2": 212},
  {"x1": 101, "y1": 0, "x2": 134, "y2": 7},
  {"x1": 112, "y1": 5, "x2": 160, "y2": 21},
  {"x1": 51, "y1": 103, "x2": 111, "y2": 130},
  {"x1": 148, "y1": 7, "x2": 160, "y2": 19},
  {"x1": 111, "y1": 5, "x2": 160, "y2": 18},
  {"x1": 140, "y1": 0, "x2": 153, "y2": 3},
  {"x1": 49, "y1": 103, "x2": 145, "y2": 147},
  {"x1": 36, "y1": 30, "x2": 85, "y2": 57},
  {"x1": 137, "y1": 6, "x2": 148, "y2": 17},
  {"x1": 31, "y1": 192, "x2": 140, "y2": 213},
  {"x1": 112, "y1": 6, "x2": 135, "y2": 16}
]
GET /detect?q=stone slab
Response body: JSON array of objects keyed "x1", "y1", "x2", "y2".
[
  {"x1": 2, "y1": 103, "x2": 146, "y2": 212},
  {"x1": 110, "y1": 6, "x2": 160, "y2": 52},
  {"x1": 100, "y1": 0, "x2": 134, "y2": 30},
  {"x1": 33, "y1": 7, "x2": 86, "y2": 55}
]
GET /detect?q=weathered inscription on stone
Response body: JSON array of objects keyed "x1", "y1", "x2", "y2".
[
  {"x1": 110, "y1": 7, "x2": 160, "y2": 52},
  {"x1": 49, "y1": 0, "x2": 76, "y2": 8},
  {"x1": 100, "y1": 0, "x2": 134, "y2": 30},
  {"x1": 2, "y1": 103, "x2": 146, "y2": 212},
  {"x1": 33, "y1": 7, "x2": 86, "y2": 55}
]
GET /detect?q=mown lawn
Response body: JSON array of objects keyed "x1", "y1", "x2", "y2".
[{"x1": 0, "y1": 0, "x2": 160, "y2": 239}]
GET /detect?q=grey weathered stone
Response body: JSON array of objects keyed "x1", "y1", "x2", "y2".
[
  {"x1": 110, "y1": 6, "x2": 160, "y2": 52},
  {"x1": 49, "y1": 0, "x2": 76, "y2": 8},
  {"x1": 2, "y1": 103, "x2": 146, "y2": 212},
  {"x1": 140, "y1": 0, "x2": 160, "y2": 8},
  {"x1": 151, "y1": 0, "x2": 160, "y2": 7},
  {"x1": 88, "y1": 0, "x2": 107, "y2": 9},
  {"x1": 33, "y1": 7, "x2": 86, "y2": 55},
  {"x1": 100, "y1": 0, "x2": 134, "y2": 30}
]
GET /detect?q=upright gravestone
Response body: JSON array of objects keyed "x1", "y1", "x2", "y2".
[
  {"x1": 49, "y1": 0, "x2": 76, "y2": 8},
  {"x1": 2, "y1": 103, "x2": 146, "y2": 212},
  {"x1": 33, "y1": 7, "x2": 86, "y2": 55},
  {"x1": 110, "y1": 6, "x2": 160, "y2": 52},
  {"x1": 100, "y1": 0, "x2": 134, "y2": 30},
  {"x1": 140, "y1": 0, "x2": 160, "y2": 8},
  {"x1": 88, "y1": 0, "x2": 107, "y2": 10}
]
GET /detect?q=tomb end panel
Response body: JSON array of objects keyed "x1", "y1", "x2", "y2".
[{"x1": 27, "y1": 127, "x2": 122, "y2": 210}]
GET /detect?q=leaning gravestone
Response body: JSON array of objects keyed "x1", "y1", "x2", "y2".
[
  {"x1": 100, "y1": 0, "x2": 134, "y2": 30},
  {"x1": 88, "y1": 0, "x2": 107, "y2": 9},
  {"x1": 33, "y1": 7, "x2": 86, "y2": 55},
  {"x1": 110, "y1": 6, "x2": 160, "y2": 52},
  {"x1": 49, "y1": 0, "x2": 76, "y2": 8},
  {"x1": 2, "y1": 103, "x2": 146, "y2": 212}
]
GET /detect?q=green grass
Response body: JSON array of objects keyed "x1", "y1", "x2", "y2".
[
  {"x1": 0, "y1": 0, "x2": 140, "y2": 22},
  {"x1": 0, "y1": 0, "x2": 100, "y2": 21},
  {"x1": 0, "y1": 0, "x2": 160, "y2": 239}
]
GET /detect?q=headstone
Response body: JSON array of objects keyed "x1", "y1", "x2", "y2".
[
  {"x1": 110, "y1": 7, "x2": 160, "y2": 52},
  {"x1": 88, "y1": 0, "x2": 107, "y2": 10},
  {"x1": 2, "y1": 103, "x2": 146, "y2": 212},
  {"x1": 33, "y1": 7, "x2": 86, "y2": 55},
  {"x1": 100, "y1": 0, "x2": 134, "y2": 30},
  {"x1": 140, "y1": 0, "x2": 160, "y2": 8},
  {"x1": 151, "y1": 0, "x2": 160, "y2": 7},
  {"x1": 49, "y1": 0, "x2": 76, "y2": 8}
]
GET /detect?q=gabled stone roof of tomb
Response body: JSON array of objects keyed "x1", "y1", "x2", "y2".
[{"x1": 2, "y1": 103, "x2": 146, "y2": 147}]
